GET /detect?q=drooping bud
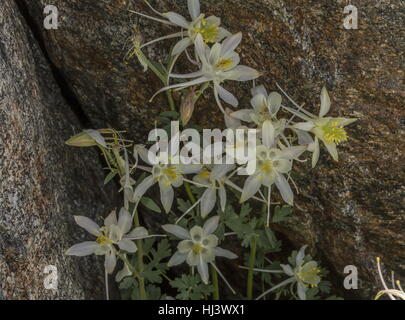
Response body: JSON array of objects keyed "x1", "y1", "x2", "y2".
[
  {"x1": 180, "y1": 89, "x2": 196, "y2": 126},
  {"x1": 65, "y1": 129, "x2": 106, "y2": 147}
]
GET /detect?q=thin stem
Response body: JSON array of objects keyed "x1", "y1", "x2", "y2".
[
  {"x1": 105, "y1": 269, "x2": 110, "y2": 300},
  {"x1": 247, "y1": 238, "x2": 257, "y2": 300},
  {"x1": 256, "y1": 277, "x2": 296, "y2": 300},
  {"x1": 184, "y1": 181, "x2": 197, "y2": 204},
  {"x1": 266, "y1": 186, "x2": 272, "y2": 227},
  {"x1": 211, "y1": 265, "x2": 220, "y2": 300},
  {"x1": 133, "y1": 208, "x2": 147, "y2": 300}
]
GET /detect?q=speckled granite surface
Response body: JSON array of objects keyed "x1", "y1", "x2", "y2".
[{"x1": 0, "y1": 0, "x2": 118, "y2": 299}]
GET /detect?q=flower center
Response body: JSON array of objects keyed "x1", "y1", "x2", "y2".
[
  {"x1": 163, "y1": 167, "x2": 178, "y2": 181},
  {"x1": 216, "y1": 58, "x2": 233, "y2": 70},
  {"x1": 296, "y1": 264, "x2": 321, "y2": 287},
  {"x1": 322, "y1": 120, "x2": 348, "y2": 145},
  {"x1": 96, "y1": 235, "x2": 112, "y2": 245},
  {"x1": 193, "y1": 18, "x2": 219, "y2": 43},
  {"x1": 260, "y1": 160, "x2": 273, "y2": 173},
  {"x1": 192, "y1": 243, "x2": 203, "y2": 254}
]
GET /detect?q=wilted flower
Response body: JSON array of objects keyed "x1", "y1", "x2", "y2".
[
  {"x1": 163, "y1": 216, "x2": 237, "y2": 284},
  {"x1": 66, "y1": 209, "x2": 149, "y2": 274},
  {"x1": 180, "y1": 89, "x2": 196, "y2": 126},
  {"x1": 240, "y1": 121, "x2": 306, "y2": 205},
  {"x1": 132, "y1": 0, "x2": 230, "y2": 56},
  {"x1": 66, "y1": 129, "x2": 107, "y2": 148},
  {"x1": 193, "y1": 164, "x2": 235, "y2": 217},
  {"x1": 287, "y1": 87, "x2": 357, "y2": 167},
  {"x1": 152, "y1": 33, "x2": 261, "y2": 113}
]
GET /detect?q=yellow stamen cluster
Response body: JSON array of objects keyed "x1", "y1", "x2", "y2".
[
  {"x1": 96, "y1": 235, "x2": 112, "y2": 245},
  {"x1": 322, "y1": 120, "x2": 348, "y2": 145},
  {"x1": 193, "y1": 19, "x2": 219, "y2": 43},
  {"x1": 260, "y1": 160, "x2": 273, "y2": 174},
  {"x1": 192, "y1": 243, "x2": 203, "y2": 254},
  {"x1": 216, "y1": 58, "x2": 233, "y2": 70},
  {"x1": 163, "y1": 167, "x2": 178, "y2": 181}
]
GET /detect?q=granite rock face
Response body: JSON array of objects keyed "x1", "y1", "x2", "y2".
[
  {"x1": 15, "y1": 0, "x2": 405, "y2": 298},
  {"x1": 0, "y1": 0, "x2": 118, "y2": 299}
]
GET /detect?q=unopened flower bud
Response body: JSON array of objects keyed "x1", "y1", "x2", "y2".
[{"x1": 180, "y1": 89, "x2": 196, "y2": 126}]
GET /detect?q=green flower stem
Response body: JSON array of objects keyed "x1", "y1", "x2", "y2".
[
  {"x1": 166, "y1": 90, "x2": 176, "y2": 111},
  {"x1": 133, "y1": 209, "x2": 147, "y2": 300},
  {"x1": 247, "y1": 237, "x2": 257, "y2": 300},
  {"x1": 184, "y1": 181, "x2": 197, "y2": 204},
  {"x1": 211, "y1": 264, "x2": 220, "y2": 300}
]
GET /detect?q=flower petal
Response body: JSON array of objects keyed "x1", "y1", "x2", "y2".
[
  {"x1": 275, "y1": 174, "x2": 293, "y2": 205},
  {"x1": 240, "y1": 173, "x2": 262, "y2": 203},
  {"x1": 293, "y1": 121, "x2": 314, "y2": 131},
  {"x1": 268, "y1": 92, "x2": 282, "y2": 114},
  {"x1": 280, "y1": 264, "x2": 294, "y2": 276},
  {"x1": 104, "y1": 210, "x2": 117, "y2": 228},
  {"x1": 163, "y1": 12, "x2": 189, "y2": 28},
  {"x1": 133, "y1": 175, "x2": 156, "y2": 202},
  {"x1": 323, "y1": 140, "x2": 338, "y2": 161},
  {"x1": 197, "y1": 256, "x2": 209, "y2": 284},
  {"x1": 295, "y1": 245, "x2": 307, "y2": 266},
  {"x1": 118, "y1": 207, "x2": 133, "y2": 235},
  {"x1": 203, "y1": 216, "x2": 220, "y2": 236},
  {"x1": 162, "y1": 224, "x2": 190, "y2": 239},
  {"x1": 226, "y1": 65, "x2": 260, "y2": 81},
  {"x1": 214, "y1": 247, "x2": 238, "y2": 259},
  {"x1": 218, "y1": 184, "x2": 227, "y2": 212},
  {"x1": 279, "y1": 146, "x2": 306, "y2": 159},
  {"x1": 74, "y1": 216, "x2": 101, "y2": 237},
  {"x1": 217, "y1": 85, "x2": 238, "y2": 107},
  {"x1": 105, "y1": 251, "x2": 117, "y2": 274},
  {"x1": 200, "y1": 188, "x2": 217, "y2": 218},
  {"x1": 65, "y1": 241, "x2": 98, "y2": 256},
  {"x1": 297, "y1": 281, "x2": 307, "y2": 300},
  {"x1": 168, "y1": 251, "x2": 188, "y2": 267},
  {"x1": 118, "y1": 239, "x2": 137, "y2": 253},
  {"x1": 125, "y1": 227, "x2": 149, "y2": 239},
  {"x1": 262, "y1": 120, "x2": 275, "y2": 148},
  {"x1": 160, "y1": 183, "x2": 174, "y2": 213},
  {"x1": 172, "y1": 37, "x2": 192, "y2": 56},
  {"x1": 178, "y1": 240, "x2": 193, "y2": 253},
  {"x1": 187, "y1": 0, "x2": 200, "y2": 20},
  {"x1": 319, "y1": 86, "x2": 331, "y2": 117},
  {"x1": 311, "y1": 137, "x2": 320, "y2": 168},
  {"x1": 190, "y1": 226, "x2": 204, "y2": 242},
  {"x1": 221, "y1": 32, "x2": 242, "y2": 55},
  {"x1": 231, "y1": 109, "x2": 254, "y2": 122}
]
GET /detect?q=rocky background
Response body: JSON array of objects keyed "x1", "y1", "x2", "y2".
[{"x1": 0, "y1": 0, "x2": 403, "y2": 299}]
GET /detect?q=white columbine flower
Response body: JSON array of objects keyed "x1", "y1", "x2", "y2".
[
  {"x1": 240, "y1": 121, "x2": 306, "y2": 204},
  {"x1": 133, "y1": 0, "x2": 230, "y2": 56},
  {"x1": 287, "y1": 87, "x2": 357, "y2": 167},
  {"x1": 66, "y1": 209, "x2": 149, "y2": 274},
  {"x1": 193, "y1": 164, "x2": 235, "y2": 217},
  {"x1": 133, "y1": 144, "x2": 202, "y2": 213},
  {"x1": 152, "y1": 33, "x2": 261, "y2": 113},
  {"x1": 162, "y1": 216, "x2": 237, "y2": 284},
  {"x1": 256, "y1": 245, "x2": 322, "y2": 300},
  {"x1": 232, "y1": 85, "x2": 283, "y2": 126}
]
